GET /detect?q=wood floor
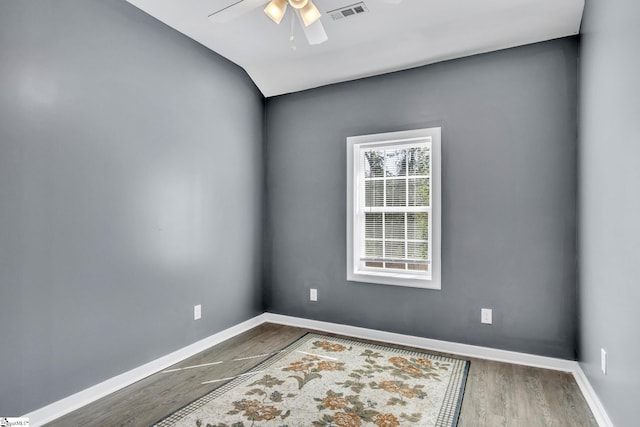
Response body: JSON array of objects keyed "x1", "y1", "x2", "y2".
[{"x1": 44, "y1": 323, "x2": 597, "y2": 427}]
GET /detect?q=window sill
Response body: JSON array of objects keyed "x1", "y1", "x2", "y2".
[{"x1": 347, "y1": 270, "x2": 441, "y2": 290}]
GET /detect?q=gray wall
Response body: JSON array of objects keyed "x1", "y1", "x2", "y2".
[
  {"x1": 0, "y1": 0, "x2": 264, "y2": 415},
  {"x1": 578, "y1": 0, "x2": 640, "y2": 425},
  {"x1": 266, "y1": 38, "x2": 578, "y2": 359}
]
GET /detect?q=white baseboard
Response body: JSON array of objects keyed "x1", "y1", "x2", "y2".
[
  {"x1": 573, "y1": 365, "x2": 614, "y2": 427},
  {"x1": 24, "y1": 312, "x2": 613, "y2": 427},
  {"x1": 263, "y1": 313, "x2": 577, "y2": 372},
  {"x1": 262, "y1": 313, "x2": 614, "y2": 427},
  {"x1": 24, "y1": 313, "x2": 268, "y2": 426}
]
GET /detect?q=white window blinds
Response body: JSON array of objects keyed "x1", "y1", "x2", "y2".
[{"x1": 358, "y1": 141, "x2": 432, "y2": 275}]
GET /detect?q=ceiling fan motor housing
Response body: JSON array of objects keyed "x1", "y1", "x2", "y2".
[{"x1": 288, "y1": 0, "x2": 308, "y2": 9}]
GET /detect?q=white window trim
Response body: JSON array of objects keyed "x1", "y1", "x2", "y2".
[{"x1": 346, "y1": 128, "x2": 441, "y2": 290}]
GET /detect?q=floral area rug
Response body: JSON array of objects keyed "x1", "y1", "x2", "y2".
[{"x1": 153, "y1": 333, "x2": 469, "y2": 427}]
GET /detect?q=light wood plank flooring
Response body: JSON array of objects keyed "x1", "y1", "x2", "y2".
[{"x1": 44, "y1": 323, "x2": 597, "y2": 427}]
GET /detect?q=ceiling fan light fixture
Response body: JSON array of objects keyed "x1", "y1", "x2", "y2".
[
  {"x1": 264, "y1": 0, "x2": 288, "y2": 24},
  {"x1": 299, "y1": 0, "x2": 321, "y2": 26},
  {"x1": 288, "y1": 0, "x2": 309, "y2": 10}
]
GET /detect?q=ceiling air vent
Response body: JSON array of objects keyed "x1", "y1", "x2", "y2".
[{"x1": 327, "y1": 2, "x2": 369, "y2": 21}]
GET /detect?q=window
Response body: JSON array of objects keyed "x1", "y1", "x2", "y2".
[{"x1": 347, "y1": 128, "x2": 441, "y2": 289}]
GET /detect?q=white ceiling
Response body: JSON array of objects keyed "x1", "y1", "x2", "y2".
[{"x1": 126, "y1": 0, "x2": 584, "y2": 97}]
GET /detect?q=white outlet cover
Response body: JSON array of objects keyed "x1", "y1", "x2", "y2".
[
  {"x1": 481, "y1": 308, "x2": 493, "y2": 324},
  {"x1": 194, "y1": 304, "x2": 202, "y2": 320},
  {"x1": 310, "y1": 288, "x2": 318, "y2": 302},
  {"x1": 601, "y1": 348, "x2": 607, "y2": 375}
]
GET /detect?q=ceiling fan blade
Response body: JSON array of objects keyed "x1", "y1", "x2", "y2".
[
  {"x1": 296, "y1": 11, "x2": 328, "y2": 45},
  {"x1": 208, "y1": 0, "x2": 269, "y2": 23}
]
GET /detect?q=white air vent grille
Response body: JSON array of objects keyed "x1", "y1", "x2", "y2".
[{"x1": 328, "y1": 2, "x2": 369, "y2": 21}]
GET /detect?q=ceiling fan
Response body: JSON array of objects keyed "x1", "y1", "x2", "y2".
[{"x1": 208, "y1": 0, "x2": 402, "y2": 46}]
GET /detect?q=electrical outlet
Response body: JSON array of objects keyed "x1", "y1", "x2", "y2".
[
  {"x1": 310, "y1": 288, "x2": 318, "y2": 302},
  {"x1": 481, "y1": 308, "x2": 493, "y2": 324},
  {"x1": 601, "y1": 348, "x2": 607, "y2": 375},
  {"x1": 194, "y1": 304, "x2": 202, "y2": 320}
]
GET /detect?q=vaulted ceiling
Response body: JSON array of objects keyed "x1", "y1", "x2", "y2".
[{"x1": 126, "y1": 0, "x2": 584, "y2": 97}]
